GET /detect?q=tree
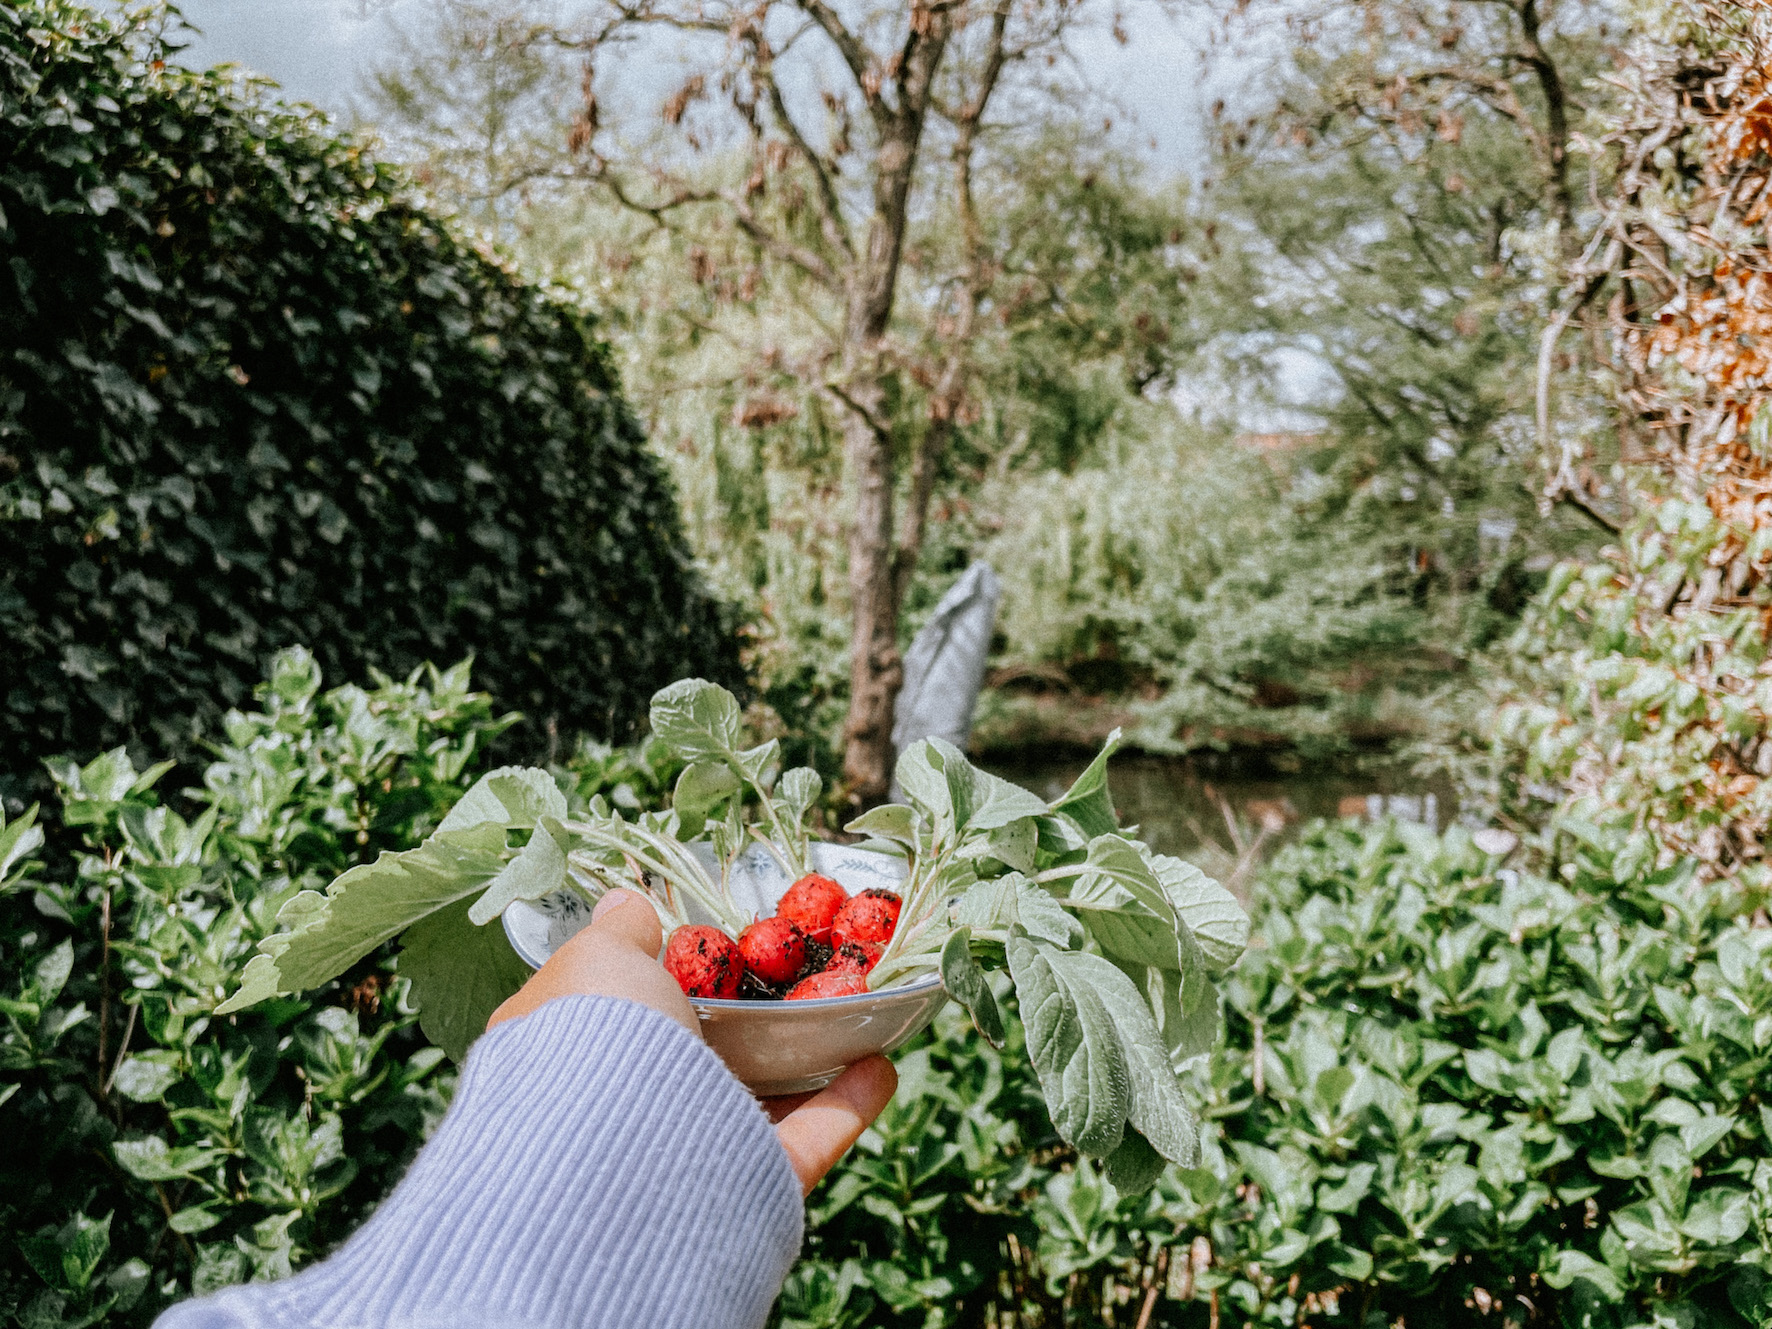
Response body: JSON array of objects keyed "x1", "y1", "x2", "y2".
[
  {"x1": 363, "y1": 0, "x2": 1205, "y2": 802},
  {"x1": 1195, "y1": 0, "x2": 1626, "y2": 627}
]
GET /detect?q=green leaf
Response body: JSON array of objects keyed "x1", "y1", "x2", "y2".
[
  {"x1": 956, "y1": 876, "x2": 1081, "y2": 948},
  {"x1": 649, "y1": 679, "x2": 743, "y2": 758},
  {"x1": 967, "y1": 768, "x2": 1048, "y2": 831},
  {"x1": 1007, "y1": 930, "x2": 1129, "y2": 1158},
  {"x1": 896, "y1": 739, "x2": 973, "y2": 832},
  {"x1": 466, "y1": 819, "x2": 568, "y2": 925},
  {"x1": 778, "y1": 767, "x2": 822, "y2": 826},
  {"x1": 0, "y1": 803, "x2": 44, "y2": 882},
  {"x1": 1153, "y1": 965, "x2": 1220, "y2": 1065},
  {"x1": 168, "y1": 1206, "x2": 222, "y2": 1235},
  {"x1": 1048, "y1": 728, "x2": 1122, "y2": 839},
  {"x1": 400, "y1": 895, "x2": 533, "y2": 1061},
  {"x1": 112, "y1": 1051, "x2": 182, "y2": 1103},
  {"x1": 1102, "y1": 1126, "x2": 1167, "y2": 1194},
  {"x1": 986, "y1": 817, "x2": 1037, "y2": 872},
  {"x1": 1542, "y1": 1250, "x2": 1624, "y2": 1301},
  {"x1": 845, "y1": 803, "x2": 917, "y2": 846},
  {"x1": 1150, "y1": 854, "x2": 1249, "y2": 972},
  {"x1": 673, "y1": 759, "x2": 740, "y2": 822},
  {"x1": 438, "y1": 766, "x2": 566, "y2": 833},
  {"x1": 1057, "y1": 949, "x2": 1200, "y2": 1166},
  {"x1": 940, "y1": 927, "x2": 1005, "y2": 1048},
  {"x1": 33, "y1": 938, "x2": 73, "y2": 1004},
  {"x1": 217, "y1": 824, "x2": 507, "y2": 1011},
  {"x1": 1072, "y1": 835, "x2": 1174, "y2": 923},
  {"x1": 113, "y1": 1137, "x2": 223, "y2": 1182}
]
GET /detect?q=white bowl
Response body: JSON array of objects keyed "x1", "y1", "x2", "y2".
[{"x1": 503, "y1": 842, "x2": 948, "y2": 1095}]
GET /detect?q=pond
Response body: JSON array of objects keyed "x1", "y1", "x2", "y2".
[{"x1": 982, "y1": 750, "x2": 1455, "y2": 866}]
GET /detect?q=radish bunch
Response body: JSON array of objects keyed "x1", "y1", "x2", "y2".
[{"x1": 662, "y1": 875, "x2": 902, "y2": 1001}]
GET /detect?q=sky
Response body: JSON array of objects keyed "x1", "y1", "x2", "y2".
[
  {"x1": 165, "y1": 0, "x2": 1328, "y2": 422},
  {"x1": 168, "y1": 0, "x2": 1245, "y2": 176}
]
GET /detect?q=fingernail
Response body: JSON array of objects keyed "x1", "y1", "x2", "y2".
[{"x1": 592, "y1": 889, "x2": 631, "y2": 921}]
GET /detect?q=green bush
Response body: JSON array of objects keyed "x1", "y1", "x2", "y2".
[
  {"x1": 784, "y1": 819, "x2": 1772, "y2": 1328},
  {"x1": 0, "y1": 0, "x2": 739, "y2": 809},
  {"x1": 9, "y1": 651, "x2": 1768, "y2": 1328},
  {"x1": 0, "y1": 648, "x2": 667, "y2": 1328}
]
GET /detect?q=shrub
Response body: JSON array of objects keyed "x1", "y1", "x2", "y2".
[
  {"x1": 784, "y1": 817, "x2": 1772, "y2": 1328},
  {"x1": 11, "y1": 660, "x2": 1769, "y2": 1328},
  {"x1": 0, "y1": 648, "x2": 662, "y2": 1328},
  {"x1": 0, "y1": 0, "x2": 739, "y2": 809}
]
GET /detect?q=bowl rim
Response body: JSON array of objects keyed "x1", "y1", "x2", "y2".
[{"x1": 689, "y1": 966, "x2": 944, "y2": 1011}]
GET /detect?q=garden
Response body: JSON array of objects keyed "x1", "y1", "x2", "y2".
[{"x1": 3, "y1": 0, "x2": 1772, "y2": 1326}]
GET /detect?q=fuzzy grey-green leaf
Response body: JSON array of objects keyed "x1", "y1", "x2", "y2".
[{"x1": 1008, "y1": 930, "x2": 1130, "y2": 1158}]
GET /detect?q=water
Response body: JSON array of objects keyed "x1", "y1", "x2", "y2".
[{"x1": 983, "y1": 751, "x2": 1453, "y2": 863}]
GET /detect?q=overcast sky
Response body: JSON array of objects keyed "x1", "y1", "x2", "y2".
[
  {"x1": 169, "y1": 0, "x2": 1258, "y2": 178},
  {"x1": 166, "y1": 0, "x2": 1326, "y2": 421}
]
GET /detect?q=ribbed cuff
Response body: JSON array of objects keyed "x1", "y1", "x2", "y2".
[{"x1": 159, "y1": 996, "x2": 804, "y2": 1329}]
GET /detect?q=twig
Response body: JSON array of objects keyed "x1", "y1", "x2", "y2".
[
  {"x1": 1134, "y1": 1247, "x2": 1170, "y2": 1329},
  {"x1": 99, "y1": 1002, "x2": 137, "y2": 1098}
]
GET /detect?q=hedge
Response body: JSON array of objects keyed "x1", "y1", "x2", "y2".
[{"x1": 0, "y1": 0, "x2": 740, "y2": 808}]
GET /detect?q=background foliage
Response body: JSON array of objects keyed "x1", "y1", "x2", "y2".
[
  {"x1": 9, "y1": 653, "x2": 1768, "y2": 1328},
  {"x1": 0, "y1": 0, "x2": 738, "y2": 811},
  {"x1": 0, "y1": 648, "x2": 676, "y2": 1329}
]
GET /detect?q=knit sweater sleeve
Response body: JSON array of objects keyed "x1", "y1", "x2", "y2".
[{"x1": 153, "y1": 996, "x2": 804, "y2": 1329}]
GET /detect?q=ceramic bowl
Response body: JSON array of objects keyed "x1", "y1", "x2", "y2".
[{"x1": 503, "y1": 841, "x2": 948, "y2": 1096}]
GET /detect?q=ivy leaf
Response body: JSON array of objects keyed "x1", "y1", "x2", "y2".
[
  {"x1": 437, "y1": 766, "x2": 565, "y2": 833},
  {"x1": 940, "y1": 927, "x2": 1005, "y2": 1048},
  {"x1": 465, "y1": 819, "x2": 568, "y2": 925},
  {"x1": 1151, "y1": 854, "x2": 1249, "y2": 972},
  {"x1": 1007, "y1": 929, "x2": 1129, "y2": 1158},
  {"x1": 649, "y1": 678, "x2": 742, "y2": 758},
  {"x1": 400, "y1": 896, "x2": 533, "y2": 1061},
  {"x1": 217, "y1": 824, "x2": 507, "y2": 1012}
]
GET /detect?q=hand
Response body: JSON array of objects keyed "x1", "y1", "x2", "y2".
[{"x1": 488, "y1": 889, "x2": 898, "y2": 1197}]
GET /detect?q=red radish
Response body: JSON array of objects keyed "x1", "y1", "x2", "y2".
[
  {"x1": 785, "y1": 970, "x2": 867, "y2": 1000},
  {"x1": 663, "y1": 925, "x2": 744, "y2": 999},
  {"x1": 826, "y1": 939, "x2": 881, "y2": 974},
  {"x1": 831, "y1": 888, "x2": 900, "y2": 951},
  {"x1": 738, "y1": 916, "x2": 807, "y2": 985},
  {"x1": 776, "y1": 873, "x2": 848, "y2": 944}
]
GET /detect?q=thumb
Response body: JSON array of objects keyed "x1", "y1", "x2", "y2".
[
  {"x1": 487, "y1": 888, "x2": 694, "y2": 1035},
  {"x1": 589, "y1": 888, "x2": 664, "y2": 957}
]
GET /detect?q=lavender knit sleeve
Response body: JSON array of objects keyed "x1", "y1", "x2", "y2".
[{"x1": 154, "y1": 996, "x2": 804, "y2": 1329}]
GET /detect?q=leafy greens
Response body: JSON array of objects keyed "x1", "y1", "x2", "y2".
[{"x1": 219, "y1": 680, "x2": 1247, "y2": 1187}]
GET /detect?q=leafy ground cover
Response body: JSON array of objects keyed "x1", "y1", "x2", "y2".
[
  {"x1": 0, "y1": 650, "x2": 667, "y2": 1328},
  {"x1": 5, "y1": 652, "x2": 1768, "y2": 1328}
]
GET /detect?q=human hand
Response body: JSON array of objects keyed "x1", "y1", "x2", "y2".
[{"x1": 487, "y1": 889, "x2": 898, "y2": 1196}]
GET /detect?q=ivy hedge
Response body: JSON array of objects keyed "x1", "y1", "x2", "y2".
[{"x1": 0, "y1": 0, "x2": 740, "y2": 807}]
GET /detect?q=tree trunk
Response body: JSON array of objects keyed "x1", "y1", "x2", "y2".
[{"x1": 841, "y1": 377, "x2": 903, "y2": 804}]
